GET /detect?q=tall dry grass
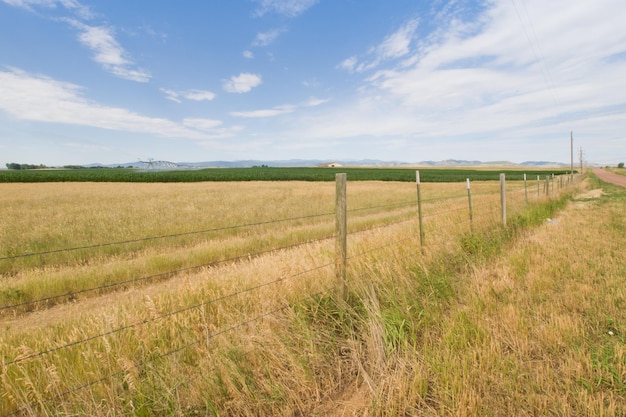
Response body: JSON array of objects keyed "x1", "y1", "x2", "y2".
[
  {"x1": 0, "y1": 180, "x2": 511, "y2": 313},
  {"x1": 0, "y1": 175, "x2": 593, "y2": 416}
]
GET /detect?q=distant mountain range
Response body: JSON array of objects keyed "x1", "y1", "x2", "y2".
[{"x1": 85, "y1": 159, "x2": 572, "y2": 169}]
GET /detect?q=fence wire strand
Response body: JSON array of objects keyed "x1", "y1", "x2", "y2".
[
  {"x1": 1, "y1": 174, "x2": 582, "y2": 417},
  {"x1": 0, "y1": 211, "x2": 335, "y2": 262},
  {"x1": 1, "y1": 235, "x2": 335, "y2": 312},
  {"x1": 3, "y1": 288, "x2": 332, "y2": 417},
  {"x1": 3, "y1": 259, "x2": 335, "y2": 367}
]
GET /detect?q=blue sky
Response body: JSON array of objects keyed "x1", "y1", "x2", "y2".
[{"x1": 1, "y1": 0, "x2": 625, "y2": 166}]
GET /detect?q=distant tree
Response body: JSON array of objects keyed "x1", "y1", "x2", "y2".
[
  {"x1": 618, "y1": 162, "x2": 624, "y2": 168},
  {"x1": 6, "y1": 163, "x2": 48, "y2": 170}
]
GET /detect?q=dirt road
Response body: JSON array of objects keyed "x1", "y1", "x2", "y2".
[{"x1": 593, "y1": 168, "x2": 626, "y2": 187}]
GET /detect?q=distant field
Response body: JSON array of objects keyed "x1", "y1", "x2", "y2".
[{"x1": 0, "y1": 166, "x2": 573, "y2": 182}]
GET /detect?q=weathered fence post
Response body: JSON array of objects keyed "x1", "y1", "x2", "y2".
[
  {"x1": 551, "y1": 173, "x2": 555, "y2": 195},
  {"x1": 500, "y1": 173, "x2": 507, "y2": 226},
  {"x1": 537, "y1": 175, "x2": 540, "y2": 198},
  {"x1": 524, "y1": 173, "x2": 528, "y2": 206},
  {"x1": 335, "y1": 173, "x2": 347, "y2": 299},
  {"x1": 545, "y1": 175, "x2": 550, "y2": 196},
  {"x1": 416, "y1": 171, "x2": 424, "y2": 248},
  {"x1": 467, "y1": 178, "x2": 474, "y2": 234}
]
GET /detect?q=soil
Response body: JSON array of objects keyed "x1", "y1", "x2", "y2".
[{"x1": 593, "y1": 168, "x2": 626, "y2": 187}]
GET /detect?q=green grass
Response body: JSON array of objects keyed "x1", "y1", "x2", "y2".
[{"x1": 0, "y1": 167, "x2": 573, "y2": 183}]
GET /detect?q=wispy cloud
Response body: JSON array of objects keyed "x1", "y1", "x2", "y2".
[
  {"x1": 223, "y1": 73, "x2": 262, "y2": 93},
  {"x1": 231, "y1": 105, "x2": 295, "y2": 118},
  {"x1": 243, "y1": 50, "x2": 254, "y2": 59},
  {"x1": 182, "y1": 118, "x2": 222, "y2": 131},
  {"x1": 2, "y1": 0, "x2": 93, "y2": 19},
  {"x1": 65, "y1": 19, "x2": 151, "y2": 82},
  {"x1": 3, "y1": 0, "x2": 150, "y2": 82},
  {"x1": 253, "y1": 28, "x2": 285, "y2": 47},
  {"x1": 252, "y1": 0, "x2": 318, "y2": 17},
  {"x1": 310, "y1": 0, "x2": 626, "y2": 161},
  {"x1": 339, "y1": 18, "x2": 419, "y2": 73},
  {"x1": 0, "y1": 68, "x2": 235, "y2": 139},
  {"x1": 161, "y1": 88, "x2": 216, "y2": 103},
  {"x1": 230, "y1": 96, "x2": 329, "y2": 118},
  {"x1": 305, "y1": 97, "x2": 330, "y2": 107},
  {"x1": 184, "y1": 90, "x2": 216, "y2": 101}
]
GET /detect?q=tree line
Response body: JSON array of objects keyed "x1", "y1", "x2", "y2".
[
  {"x1": 5, "y1": 163, "x2": 50, "y2": 170},
  {"x1": 4, "y1": 163, "x2": 93, "y2": 170}
]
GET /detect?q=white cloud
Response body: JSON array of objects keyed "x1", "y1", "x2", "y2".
[
  {"x1": 223, "y1": 73, "x2": 262, "y2": 93},
  {"x1": 305, "y1": 97, "x2": 330, "y2": 107},
  {"x1": 3, "y1": 1, "x2": 148, "y2": 82},
  {"x1": 339, "y1": 18, "x2": 419, "y2": 73},
  {"x1": 1, "y1": 0, "x2": 93, "y2": 19},
  {"x1": 301, "y1": 0, "x2": 626, "y2": 162},
  {"x1": 161, "y1": 88, "x2": 182, "y2": 103},
  {"x1": 66, "y1": 20, "x2": 151, "y2": 82},
  {"x1": 378, "y1": 18, "x2": 419, "y2": 60},
  {"x1": 243, "y1": 50, "x2": 254, "y2": 59},
  {"x1": 338, "y1": 56, "x2": 357, "y2": 72},
  {"x1": 253, "y1": 28, "x2": 284, "y2": 47},
  {"x1": 252, "y1": 0, "x2": 318, "y2": 17},
  {"x1": 183, "y1": 118, "x2": 222, "y2": 131},
  {"x1": 162, "y1": 88, "x2": 216, "y2": 103},
  {"x1": 0, "y1": 68, "x2": 234, "y2": 139},
  {"x1": 183, "y1": 89, "x2": 216, "y2": 101},
  {"x1": 231, "y1": 105, "x2": 295, "y2": 118},
  {"x1": 230, "y1": 96, "x2": 328, "y2": 118}
]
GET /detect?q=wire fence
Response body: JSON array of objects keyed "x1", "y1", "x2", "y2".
[{"x1": 0, "y1": 171, "x2": 584, "y2": 416}]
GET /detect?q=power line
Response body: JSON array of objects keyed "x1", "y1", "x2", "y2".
[{"x1": 510, "y1": 0, "x2": 560, "y2": 107}]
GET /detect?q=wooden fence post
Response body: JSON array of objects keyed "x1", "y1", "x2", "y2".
[
  {"x1": 416, "y1": 171, "x2": 424, "y2": 248},
  {"x1": 500, "y1": 173, "x2": 507, "y2": 226},
  {"x1": 335, "y1": 173, "x2": 347, "y2": 299},
  {"x1": 467, "y1": 178, "x2": 474, "y2": 234},
  {"x1": 537, "y1": 175, "x2": 540, "y2": 198},
  {"x1": 524, "y1": 173, "x2": 528, "y2": 206}
]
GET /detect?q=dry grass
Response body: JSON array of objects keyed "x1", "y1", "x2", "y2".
[{"x1": 0, "y1": 175, "x2": 601, "y2": 416}]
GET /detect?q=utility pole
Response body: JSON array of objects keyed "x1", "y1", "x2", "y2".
[
  {"x1": 579, "y1": 146, "x2": 583, "y2": 174},
  {"x1": 570, "y1": 131, "x2": 574, "y2": 181}
]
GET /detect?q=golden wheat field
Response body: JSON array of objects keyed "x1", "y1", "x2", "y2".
[{"x1": 3, "y1": 174, "x2": 623, "y2": 416}]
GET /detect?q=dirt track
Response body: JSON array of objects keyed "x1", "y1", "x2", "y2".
[{"x1": 592, "y1": 168, "x2": 626, "y2": 187}]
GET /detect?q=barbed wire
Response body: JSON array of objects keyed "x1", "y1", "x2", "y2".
[
  {"x1": 0, "y1": 211, "x2": 335, "y2": 262},
  {"x1": 1, "y1": 182, "x2": 570, "y2": 314},
  {"x1": 0, "y1": 176, "x2": 584, "y2": 417},
  {"x1": 3, "y1": 259, "x2": 334, "y2": 368},
  {"x1": 2, "y1": 288, "x2": 331, "y2": 417},
  {"x1": 348, "y1": 199, "x2": 416, "y2": 213},
  {"x1": 348, "y1": 215, "x2": 417, "y2": 235},
  {"x1": 1, "y1": 189, "x2": 504, "y2": 264},
  {"x1": 0, "y1": 198, "x2": 475, "y2": 313},
  {"x1": 0, "y1": 235, "x2": 335, "y2": 312}
]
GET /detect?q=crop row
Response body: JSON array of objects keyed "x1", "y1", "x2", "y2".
[{"x1": 0, "y1": 167, "x2": 573, "y2": 183}]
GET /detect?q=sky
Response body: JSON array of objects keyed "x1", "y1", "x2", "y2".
[{"x1": 1, "y1": 0, "x2": 625, "y2": 167}]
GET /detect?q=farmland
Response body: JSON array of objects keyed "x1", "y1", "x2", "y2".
[
  {"x1": 0, "y1": 166, "x2": 572, "y2": 183},
  {"x1": 1, "y1": 173, "x2": 624, "y2": 416}
]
